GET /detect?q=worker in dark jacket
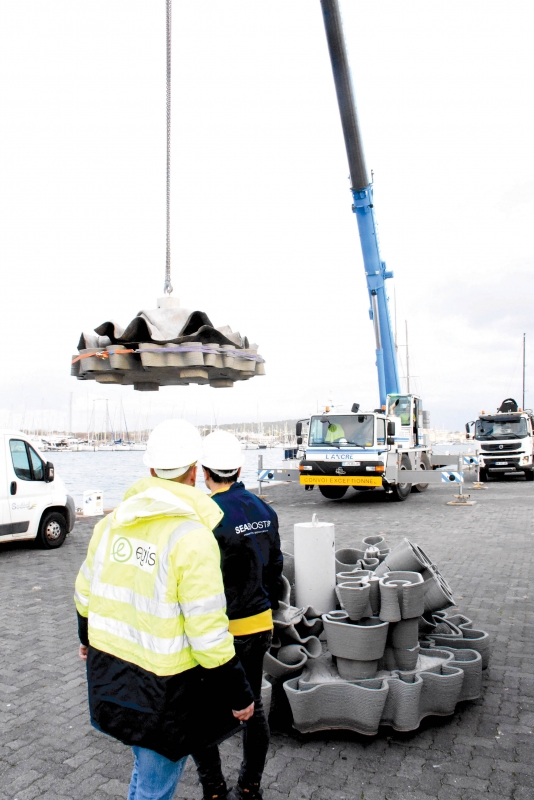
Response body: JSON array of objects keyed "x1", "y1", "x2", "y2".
[
  {"x1": 193, "y1": 430, "x2": 283, "y2": 800},
  {"x1": 74, "y1": 421, "x2": 254, "y2": 800}
]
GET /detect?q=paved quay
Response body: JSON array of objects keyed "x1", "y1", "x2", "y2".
[{"x1": 1, "y1": 474, "x2": 533, "y2": 800}]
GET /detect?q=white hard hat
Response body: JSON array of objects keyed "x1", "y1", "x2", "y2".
[
  {"x1": 144, "y1": 419, "x2": 201, "y2": 479},
  {"x1": 202, "y1": 430, "x2": 244, "y2": 475}
]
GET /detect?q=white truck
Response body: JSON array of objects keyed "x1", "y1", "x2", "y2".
[
  {"x1": 296, "y1": 394, "x2": 432, "y2": 502},
  {"x1": 0, "y1": 430, "x2": 75, "y2": 548},
  {"x1": 466, "y1": 398, "x2": 534, "y2": 482}
]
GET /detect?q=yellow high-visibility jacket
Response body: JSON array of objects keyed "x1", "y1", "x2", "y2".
[{"x1": 74, "y1": 477, "x2": 236, "y2": 677}]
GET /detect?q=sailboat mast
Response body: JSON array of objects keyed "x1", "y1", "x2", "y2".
[
  {"x1": 523, "y1": 333, "x2": 526, "y2": 410},
  {"x1": 405, "y1": 320, "x2": 410, "y2": 394}
]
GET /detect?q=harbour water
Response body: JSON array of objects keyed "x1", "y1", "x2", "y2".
[{"x1": 50, "y1": 447, "x2": 291, "y2": 510}]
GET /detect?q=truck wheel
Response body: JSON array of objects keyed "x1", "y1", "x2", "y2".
[
  {"x1": 38, "y1": 511, "x2": 67, "y2": 549},
  {"x1": 319, "y1": 486, "x2": 348, "y2": 500},
  {"x1": 479, "y1": 468, "x2": 488, "y2": 482},
  {"x1": 525, "y1": 469, "x2": 534, "y2": 482},
  {"x1": 412, "y1": 453, "x2": 431, "y2": 493},
  {"x1": 390, "y1": 456, "x2": 412, "y2": 502}
]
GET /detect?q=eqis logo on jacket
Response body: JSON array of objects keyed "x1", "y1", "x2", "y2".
[{"x1": 111, "y1": 536, "x2": 157, "y2": 572}]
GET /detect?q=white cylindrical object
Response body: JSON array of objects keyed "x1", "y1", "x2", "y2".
[{"x1": 294, "y1": 517, "x2": 336, "y2": 614}]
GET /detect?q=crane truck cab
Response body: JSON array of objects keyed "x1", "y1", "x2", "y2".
[
  {"x1": 297, "y1": 394, "x2": 432, "y2": 502},
  {"x1": 0, "y1": 430, "x2": 75, "y2": 549},
  {"x1": 466, "y1": 398, "x2": 534, "y2": 482}
]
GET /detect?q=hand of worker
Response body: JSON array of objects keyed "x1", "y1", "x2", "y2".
[
  {"x1": 78, "y1": 644, "x2": 88, "y2": 661},
  {"x1": 232, "y1": 702, "x2": 254, "y2": 721}
]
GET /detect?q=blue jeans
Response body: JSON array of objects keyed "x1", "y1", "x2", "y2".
[{"x1": 128, "y1": 746, "x2": 188, "y2": 800}]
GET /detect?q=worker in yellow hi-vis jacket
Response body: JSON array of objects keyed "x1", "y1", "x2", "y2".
[{"x1": 74, "y1": 420, "x2": 253, "y2": 800}]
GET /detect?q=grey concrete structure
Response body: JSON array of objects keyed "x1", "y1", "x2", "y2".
[
  {"x1": 72, "y1": 305, "x2": 266, "y2": 390},
  {"x1": 0, "y1": 475, "x2": 533, "y2": 799}
]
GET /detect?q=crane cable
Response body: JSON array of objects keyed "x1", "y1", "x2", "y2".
[{"x1": 164, "y1": 0, "x2": 173, "y2": 296}]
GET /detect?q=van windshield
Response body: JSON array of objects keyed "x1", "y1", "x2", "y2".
[
  {"x1": 308, "y1": 415, "x2": 374, "y2": 447},
  {"x1": 475, "y1": 417, "x2": 528, "y2": 440}
]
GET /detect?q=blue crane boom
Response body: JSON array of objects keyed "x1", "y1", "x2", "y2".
[{"x1": 320, "y1": 0, "x2": 401, "y2": 406}]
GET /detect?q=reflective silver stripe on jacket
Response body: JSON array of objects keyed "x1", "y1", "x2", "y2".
[
  {"x1": 90, "y1": 582, "x2": 180, "y2": 619},
  {"x1": 181, "y1": 592, "x2": 226, "y2": 618},
  {"x1": 91, "y1": 520, "x2": 112, "y2": 585},
  {"x1": 188, "y1": 626, "x2": 229, "y2": 652},
  {"x1": 88, "y1": 612, "x2": 188, "y2": 655},
  {"x1": 74, "y1": 588, "x2": 89, "y2": 607},
  {"x1": 79, "y1": 561, "x2": 91, "y2": 580}
]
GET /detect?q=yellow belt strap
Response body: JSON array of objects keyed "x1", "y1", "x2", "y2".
[{"x1": 228, "y1": 609, "x2": 273, "y2": 636}]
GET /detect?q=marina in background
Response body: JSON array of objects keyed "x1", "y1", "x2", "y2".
[
  {"x1": 46, "y1": 440, "x2": 471, "y2": 513},
  {"x1": 46, "y1": 447, "x2": 293, "y2": 510},
  {"x1": 18, "y1": 405, "x2": 471, "y2": 455}
]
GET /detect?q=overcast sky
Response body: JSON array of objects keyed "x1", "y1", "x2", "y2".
[{"x1": 0, "y1": 1, "x2": 533, "y2": 433}]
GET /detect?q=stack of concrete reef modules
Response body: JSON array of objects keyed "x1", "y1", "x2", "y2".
[
  {"x1": 267, "y1": 537, "x2": 489, "y2": 735},
  {"x1": 71, "y1": 301, "x2": 265, "y2": 391}
]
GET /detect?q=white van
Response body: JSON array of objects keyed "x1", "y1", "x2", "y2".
[{"x1": 0, "y1": 430, "x2": 75, "y2": 549}]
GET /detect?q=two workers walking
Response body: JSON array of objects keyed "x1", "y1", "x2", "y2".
[{"x1": 74, "y1": 420, "x2": 282, "y2": 800}]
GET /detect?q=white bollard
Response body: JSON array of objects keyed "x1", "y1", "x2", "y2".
[
  {"x1": 294, "y1": 514, "x2": 336, "y2": 614},
  {"x1": 83, "y1": 489, "x2": 104, "y2": 517}
]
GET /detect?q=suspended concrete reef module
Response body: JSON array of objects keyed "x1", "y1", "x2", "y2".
[
  {"x1": 266, "y1": 535, "x2": 490, "y2": 736},
  {"x1": 71, "y1": 298, "x2": 266, "y2": 391}
]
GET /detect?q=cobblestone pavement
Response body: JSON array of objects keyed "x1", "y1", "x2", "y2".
[{"x1": 1, "y1": 474, "x2": 533, "y2": 800}]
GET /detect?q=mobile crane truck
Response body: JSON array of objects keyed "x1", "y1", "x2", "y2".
[
  {"x1": 466, "y1": 398, "x2": 534, "y2": 481},
  {"x1": 295, "y1": 0, "x2": 433, "y2": 502},
  {"x1": 257, "y1": 1, "x2": 471, "y2": 501}
]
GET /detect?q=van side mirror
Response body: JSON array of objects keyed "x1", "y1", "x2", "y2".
[
  {"x1": 296, "y1": 436, "x2": 303, "y2": 445},
  {"x1": 44, "y1": 462, "x2": 55, "y2": 483},
  {"x1": 387, "y1": 421, "x2": 396, "y2": 436},
  {"x1": 296, "y1": 422, "x2": 302, "y2": 437},
  {"x1": 387, "y1": 437, "x2": 395, "y2": 446}
]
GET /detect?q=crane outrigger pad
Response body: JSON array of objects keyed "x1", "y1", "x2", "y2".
[{"x1": 71, "y1": 301, "x2": 265, "y2": 391}]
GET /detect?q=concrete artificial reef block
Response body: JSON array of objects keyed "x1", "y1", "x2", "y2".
[{"x1": 276, "y1": 535, "x2": 488, "y2": 734}]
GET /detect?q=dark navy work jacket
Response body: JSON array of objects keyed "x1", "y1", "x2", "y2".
[{"x1": 211, "y1": 482, "x2": 284, "y2": 620}]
